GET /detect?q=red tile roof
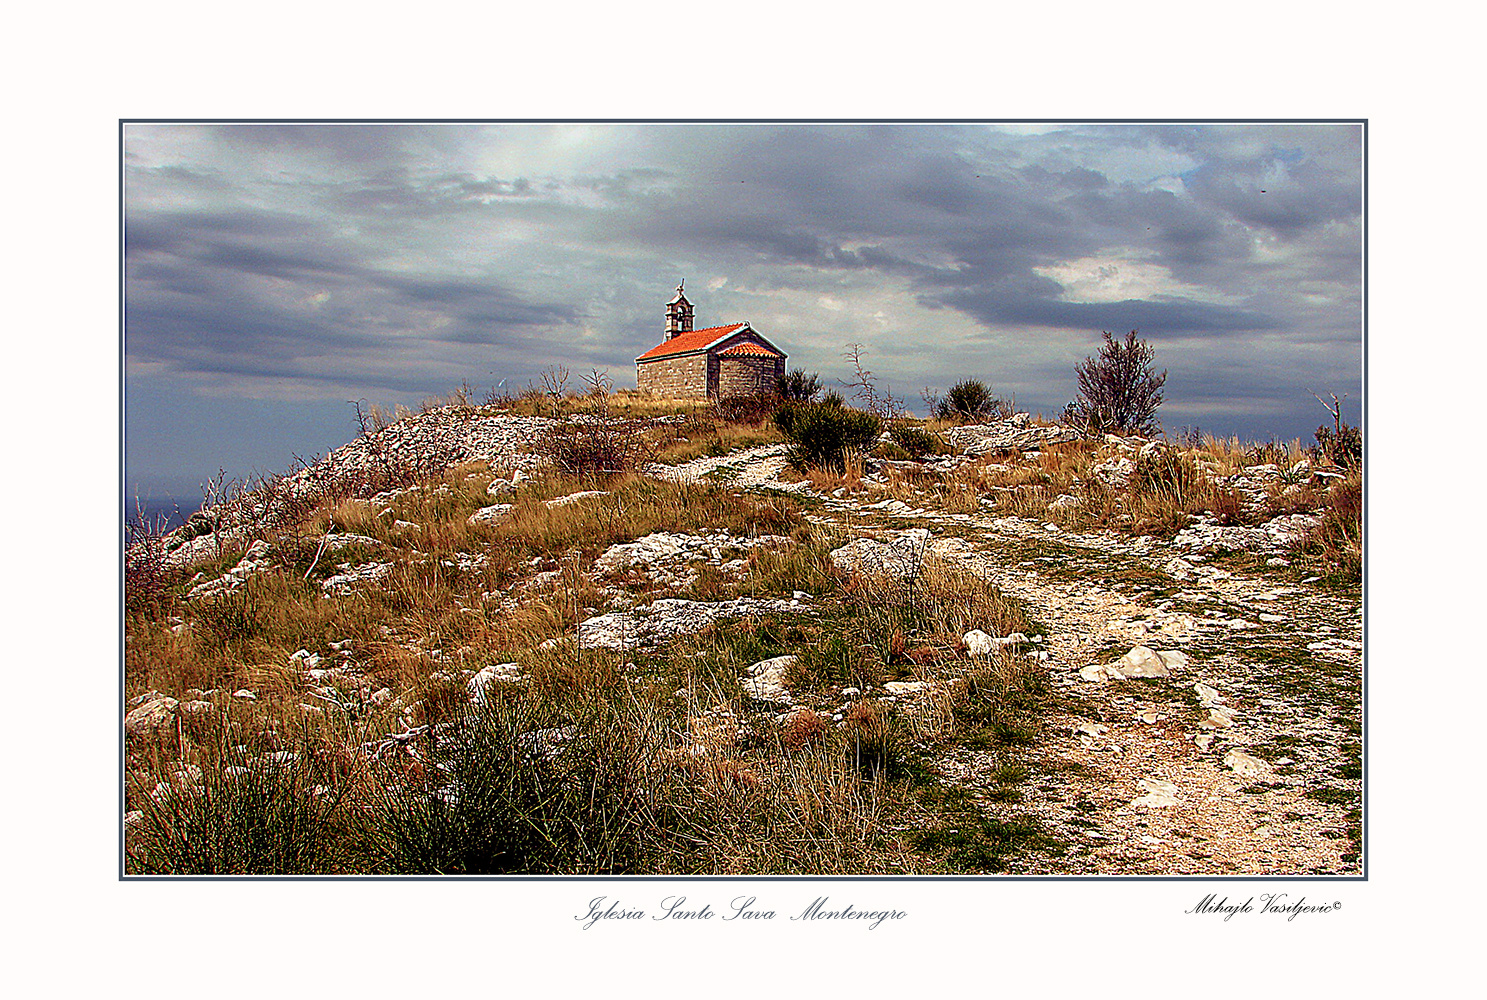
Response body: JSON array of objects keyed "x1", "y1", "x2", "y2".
[
  {"x1": 717, "y1": 342, "x2": 780, "y2": 358},
  {"x1": 635, "y1": 323, "x2": 747, "y2": 361}
]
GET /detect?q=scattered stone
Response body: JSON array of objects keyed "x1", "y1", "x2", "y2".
[
  {"x1": 1122, "y1": 645, "x2": 1184, "y2": 678},
  {"x1": 1091, "y1": 456, "x2": 1136, "y2": 489},
  {"x1": 186, "y1": 539, "x2": 277, "y2": 599},
  {"x1": 963, "y1": 630, "x2": 994, "y2": 656},
  {"x1": 1131, "y1": 778, "x2": 1179, "y2": 808},
  {"x1": 319, "y1": 533, "x2": 384, "y2": 553},
  {"x1": 1163, "y1": 557, "x2": 1196, "y2": 581},
  {"x1": 1081, "y1": 645, "x2": 1188, "y2": 681},
  {"x1": 544, "y1": 490, "x2": 609, "y2": 508},
  {"x1": 1263, "y1": 513, "x2": 1323, "y2": 548},
  {"x1": 468, "y1": 663, "x2": 526, "y2": 703},
  {"x1": 595, "y1": 531, "x2": 790, "y2": 583},
  {"x1": 946, "y1": 421, "x2": 1084, "y2": 455},
  {"x1": 128, "y1": 689, "x2": 165, "y2": 709},
  {"x1": 574, "y1": 597, "x2": 803, "y2": 651},
  {"x1": 1198, "y1": 707, "x2": 1237, "y2": 729},
  {"x1": 1172, "y1": 520, "x2": 1273, "y2": 555},
  {"x1": 830, "y1": 529, "x2": 930, "y2": 578},
  {"x1": 467, "y1": 503, "x2": 513, "y2": 527},
  {"x1": 124, "y1": 697, "x2": 178, "y2": 740},
  {"x1": 1080, "y1": 662, "x2": 1124, "y2": 682},
  {"x1": 1193, "y1": 682, "x2": 1224, "y2": 708},
  {"x1": 883, "y1": 681, "x2": 926, "y2": 695},
  {"x1": 322, "y1": 561, "x2": 394, "y2": 595},
  {"x1": 290, "y1": 648, "x2": 324, "y2": 669}
]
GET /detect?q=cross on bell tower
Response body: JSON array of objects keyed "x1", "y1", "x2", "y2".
[{"x1": 664, "y1": 280, "x2": 694, "y2": 340}]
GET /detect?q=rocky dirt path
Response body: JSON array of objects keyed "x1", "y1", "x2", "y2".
[{"x1": 661, "y1": 445, "x2": 1364, "y2": 875}]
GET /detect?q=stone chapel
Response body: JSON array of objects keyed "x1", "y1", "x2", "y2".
[{"x1": 634, "y1": 282, "x2": 787, "y2": 399}]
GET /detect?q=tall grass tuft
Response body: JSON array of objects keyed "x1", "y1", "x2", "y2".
[
  {"x1": 127, "y1": 735, "x2": 355, "y2": 875},
  {"x1": 366, "y1": 695, "x2": 664, "y2": 875}
]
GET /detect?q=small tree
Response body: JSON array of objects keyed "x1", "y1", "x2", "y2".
[{"x1": 1069, "y1": 330, "x2": 1167, "y2": 435}]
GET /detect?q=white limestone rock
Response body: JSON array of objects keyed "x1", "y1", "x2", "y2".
[
  {"x1": 743, "y1": 655, "x2": 796, "y2": 704},
  {"x1": 883, "y1": 681, "x2": 926, "y2": 695},
  {"x1": 1080, "y1": 646, "x2": 1187, "y2": 682},
  {"x1": 544, "y1": 490, "x2": 609, "y2": 508},
  {"x1": 1131, "y1": 778, "x2": 1180, "y2": 808},
  {"x1": 946, "y1": 421, "x2": 1084, "y2": 455},
  {"x1": 469, "y1": 663, "x2": 527, "y2": 703},
  {"x1": 467, "y1": 503, "x2": 513, "y2": 527},
  {"x1": 124, "y1": 697, "x2": 179, "y2": 740},
  {"x1": 1262, "y1": 513, "x2": 1323, "y2": 548},
  {"x1": 321, "y1": 561, "x2": 394, "y2": 595},
  {"x1": 829, "y1": 529, "x2": 930, "y2": 578},
  {"x1": 1092, "y1": 456, "x2": 1136, "y2": 489},
  {"x1": 1223, "y1": 749, "x2": 1272, "y2": 779}
]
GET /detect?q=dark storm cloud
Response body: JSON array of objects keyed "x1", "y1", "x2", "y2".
[
  {"x1": 126, "y1": 185, "x2": 577, "y2": 384},
  {"x1": 935, "y1": 288, "x2": 1277, "y2": 338},
  {"x1": 124, "y1": 122, "x2": 1362, "y2": 488}
]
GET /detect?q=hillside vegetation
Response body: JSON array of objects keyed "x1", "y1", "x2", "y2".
[{"x1": 124, "y1": 385, "x2": 1362, "y2": 875}]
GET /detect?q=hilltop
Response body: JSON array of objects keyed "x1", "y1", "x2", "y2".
[{"x1": 123, "y1": 391, "x2": 1362, "y2": 875}]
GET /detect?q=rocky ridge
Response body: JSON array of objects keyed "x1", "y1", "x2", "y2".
[{"x1": 130, "y1": 405, "x2": 1361, "y2": 875}]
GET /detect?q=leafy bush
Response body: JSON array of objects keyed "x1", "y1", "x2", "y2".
[
  {"x1": 888, "y1": 423, "x2": 939, "y2": 458},
  {"x1": 1068, "y1": 330, "x2": 1167, "y2": 435},
  {"x1": 774, "y1": 401, "x2": 881, "y2": 473},
  {"x1": 931, "y1": 379, "x2": 1011, "y2": 423},
  {"x1": 777, "y1": 369, "x2": 823, "y2": 403}
]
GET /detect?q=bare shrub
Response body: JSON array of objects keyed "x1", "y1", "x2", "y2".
[
  {"x1": 839, "y1": 344, "x2": 904, "y2": 419},
  {"x1": 1068, "y1": 330, "x2": 1167, "y2": 435},
  {"x1": 537, "y1": 371, "x2": 657, "y2": 478},
  {"x1": 125, "y1": 501, "x2": 174, "y2": 616}
]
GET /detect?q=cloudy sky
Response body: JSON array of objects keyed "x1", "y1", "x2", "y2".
[{"x1": 124, "y1": 121, "x2": 1362, "y2": 499}]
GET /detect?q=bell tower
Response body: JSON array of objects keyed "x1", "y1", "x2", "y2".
[{"x1": 664, "y1": 280, "x2": 694, "y2": 340}]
